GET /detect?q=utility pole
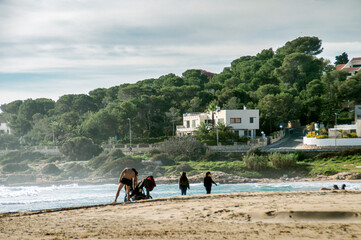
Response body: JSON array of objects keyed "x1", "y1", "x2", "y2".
[{"x1": 128, "y1": 118, "x2": 132, "y2": 151}]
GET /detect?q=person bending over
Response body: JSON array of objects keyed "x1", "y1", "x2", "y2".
[{"x1": 111, "y1": 168, "x2": 138, "y2": 203}]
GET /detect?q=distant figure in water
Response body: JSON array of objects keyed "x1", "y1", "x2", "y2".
[
  {"x1": 179, "y1": 172, "x2": 190, "y2": 195},
  {"x1": 320, "y1": 184, "x2": 346, "y2": 190},
  {"x1": 203, "y1": 172, "x2": 217, "y2": 194},
  {"x1": 111, "y1": 168, "x2": 138, "y2": 204}
]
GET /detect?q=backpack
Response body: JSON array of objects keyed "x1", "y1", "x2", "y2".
[{"x1": 146, "y1": 176, "x2": 156, "y2": 191}]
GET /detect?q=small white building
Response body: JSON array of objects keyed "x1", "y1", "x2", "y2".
[
  {"x1": 176, "y1": 107, "x2": 259, "y2": 138},
  {"x1": 328, "y1": 105, "x2": 361, "y2": 137},
  {"x1": 336, "y1": 57, "x2": 361, "y2": 79},
  {"x1": 0, "y1": 117, "x2": 11, "y2": 134}
]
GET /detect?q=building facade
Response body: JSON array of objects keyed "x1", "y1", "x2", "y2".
[
  {"x1": 0, "y1": 117, "x2": 11, "y2": 134},
  {"x1": 328, "y1": 105, "x2": 361, "y2": 137},
  {"x1": 176, "y1": 108, "x2": 259, "y2": 138},
  {"x1": 336, "y1": 57, "x2": 361, "y2": 78}
]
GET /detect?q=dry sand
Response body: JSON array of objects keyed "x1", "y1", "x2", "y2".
[{"x1": 1, "y1": 190, "x2": 361, "y2": 240}]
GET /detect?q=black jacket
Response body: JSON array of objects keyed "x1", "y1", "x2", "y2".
[{"x1": 203, "y1": 176, "x2": 216, "y2": 188}]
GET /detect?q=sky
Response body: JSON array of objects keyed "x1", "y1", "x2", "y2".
[{"x1": 1, "y1": 0, "x2": 361, "y2": 106}]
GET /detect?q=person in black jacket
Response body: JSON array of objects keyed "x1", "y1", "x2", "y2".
[
  {"x1": 179, "y1": 172, "x2": 190, "y2": 195},
  {"x1": 203, "y1": 171, "x2": 217, "y2": 194}
]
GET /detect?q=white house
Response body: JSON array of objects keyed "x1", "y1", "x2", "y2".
[
  {"x1": 176, "y1": 107, "x2": 259, "y2": 138},
  {"x1": 336, "y1": 57, "x2": 361, "y2": 78},
  {"x1": 328, "y1": 105, "x2": 361, "y2": 137},
  {"x1": 0, "y1": 117, "x2": 11, "y2": 134}
]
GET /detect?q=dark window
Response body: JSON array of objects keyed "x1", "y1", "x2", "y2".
[
  {"x1": 186, "y1": 121, "x2": 190, "y2": 128},
  {"x1": 250, "y1": 117, "x2": 254, "y2": 123},
  {"x1": 230, "y1": 118, "x2": 241, "y2": 123}
]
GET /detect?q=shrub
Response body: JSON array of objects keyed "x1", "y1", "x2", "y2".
[
  {"x1": 63, "y1": 163, "x2": 89, "y2": 178},
  {"x1": 0, "y1": 134, "x2": 20, "y2": 150},
  {"x1": 306, "y1": 132, "x2": 316, "y2": 137},
  {"x1": 2, "y1": 163, "x2": 29, "y2": 173},
  {"x1": 174, "y1": 154, "x2": 189, "y2": 162},
  {"x1": 200, "y1": 150, "x2": 222, "y2": 162},
  {"x1": 239, "y1": 136, "x2": 249, "y2": 143},
  {"x1": 268, "y1": 152, "x2": 296, "y2": 169},
  {"x1": 246, "y1": 146, "x2": 262, "y2": 156},
  {"x1": 97, "y1": 156, "x2": 144, "y2": 178},
  {"x1": 41, "y1": 163, "x2": 62, "y2": 175},
  {"x1": 293, "y1": 150, "x2": 304, "y2": 161},
  {"x1": 159, "y1": 137, "x2": 206, "y2": 160},
  {"x1": 107, "y1": 148, "x2": 125, "y2": 159},
  {"x1": 315, "y1": 134, "x2": 328, "y2": 139},
  {"x1": 0, "y1": 151, "x2": 45, "y2": 164},
  {"x1": 243, "y1": 154, "x2": 268, "y2": 171},
  {"x1": 152, "y1": 153, "x2": 175, "y2": 166},
  {"x1": 349, "y1": 132, "x2": 358, "y2": 138},
  {"x1": 176, "y1": 163, "x2": 193, "y2": 172},
  {"x1": 60, "y1": 137, "x2": 102, "y2": 161},
  {"x1": 46, "y1": 156, "x2": 62, "y2": 163},
  {"x1": 148, "y1": 148, "x2": 161, "y2": 156}
]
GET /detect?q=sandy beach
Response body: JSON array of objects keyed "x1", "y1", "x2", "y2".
[{"x1": 1, "y1": 190, "x2": 361, "y2": 240}]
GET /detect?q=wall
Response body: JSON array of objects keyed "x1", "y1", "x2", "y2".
[{"x1": 303, "y1": 137, "x2": 361, "y2": 147}]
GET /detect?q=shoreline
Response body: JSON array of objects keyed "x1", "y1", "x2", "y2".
[
  {"x1": 1, "y1": 190, "x2": 360, "y2": 239},
  {"x1": 3, "y1": 174, "x2": 361, "y2": 187}
]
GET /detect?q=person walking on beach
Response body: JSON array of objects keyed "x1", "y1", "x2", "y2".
[
  {"x1": 203, "y1": 171, "x2": 217, "y2": 194},
  {"x1": 179, "y1": 172, "x2": 190, "y2": 195},
  {"x1": 111, "y1": 168, "x2": 138, "y2": 204}
]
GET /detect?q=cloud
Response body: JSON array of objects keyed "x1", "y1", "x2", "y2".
[{"x1": 0, "y1": 0, "x2": 361, "y2": 105}]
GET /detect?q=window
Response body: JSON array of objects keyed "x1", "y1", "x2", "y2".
[
  {"x1": 230, "y1": 118, "x2": 241, "y2": 123},
  {"x1": 186, "y1": 121, "x2": 190, "y2": 128},
  {"x1": 234, "y1": 130, "x2": 239, "y2": 136},
  {"x1": 192, "y1": 120, "x2": 196, "y2": 128},
  {"x1": 250, "y1": 117, "x2": 254, "y2": 123}
]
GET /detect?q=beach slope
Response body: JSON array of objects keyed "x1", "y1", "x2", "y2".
[{"x1": 1, "y1": 191, "x2": 361, "y2": 239}]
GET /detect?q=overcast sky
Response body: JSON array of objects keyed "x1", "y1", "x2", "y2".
[{"x1": 1, "y1": 0, "x2": 361, "y2": 106}]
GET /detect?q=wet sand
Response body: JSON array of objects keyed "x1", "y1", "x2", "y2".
[{"x1": 1, "y1": 190, "x2": 361, "y2": 239}]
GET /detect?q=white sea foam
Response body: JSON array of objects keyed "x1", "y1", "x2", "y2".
[{"x1": 1, "y1": 181, "x2": 360, "y2": 213}]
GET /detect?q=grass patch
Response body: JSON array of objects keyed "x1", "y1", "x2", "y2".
[{"x1": 306, "y1": 154, "x2": 361, "y2": 176}]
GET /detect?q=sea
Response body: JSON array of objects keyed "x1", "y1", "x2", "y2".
[{"x1": 1, "y1": 181, "x2": 361, "y2": 213}]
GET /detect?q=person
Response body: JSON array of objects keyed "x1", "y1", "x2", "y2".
[
  {"x1": 179, "y1": 172, "x2": 190, "y2": 195},
  {"x1": 111, "y1": 168, "x2": 138, "y2": 204},
  {"x1": 203, "y1": 171, "x2": 217, "y2": 194},
  {"x1": 320, "y1": 184, "x2": 345, "y2": 190}
]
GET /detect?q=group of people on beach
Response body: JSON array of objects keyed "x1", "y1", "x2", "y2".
[
  {"x1": 179, "y1": 171, "x2": 217, "y2": 195},
  {"x1": 111, "y1": 168, "x2": 217, "y2": 203}
]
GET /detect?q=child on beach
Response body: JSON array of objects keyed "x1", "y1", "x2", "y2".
[
  {"x1": 203, "y1": 172, "x2": 217, "y2": 194},
  {"x1": 179, "y1": 172, "x2": 190, "y2": 195}
]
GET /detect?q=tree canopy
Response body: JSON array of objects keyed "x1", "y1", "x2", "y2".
[{"x1": 1, "y1": 36, "x2": 355, "y2": 151}]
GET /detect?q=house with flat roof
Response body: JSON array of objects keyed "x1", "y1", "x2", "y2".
[
  {"x1": 336, "y1": 57, "x2": 361, "y2": 78},
  {"x1": 176, "y1": 107, "x2": 259, "y2": 138}
]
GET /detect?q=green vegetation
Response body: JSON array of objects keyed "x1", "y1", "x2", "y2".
[
  {"x1": 1, "y1": 36, "x2": 360, "y2": 161},
  {"x1": 1, "y1": 147, "x2": 361, "y2": 182},
  {"x1": 268, "y1": 152, "x2": 296, "y2": 169},
  {"x1": 1, "y1": 36, "x2": 361, "y2": 182}
]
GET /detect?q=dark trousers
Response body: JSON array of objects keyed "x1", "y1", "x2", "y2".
[
  {"x1": 205, "y1": 186, "x2": 212, "y2": 194},
  {"x1": 180, "y1": 186, "x2": 188, "y2": 195}
]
